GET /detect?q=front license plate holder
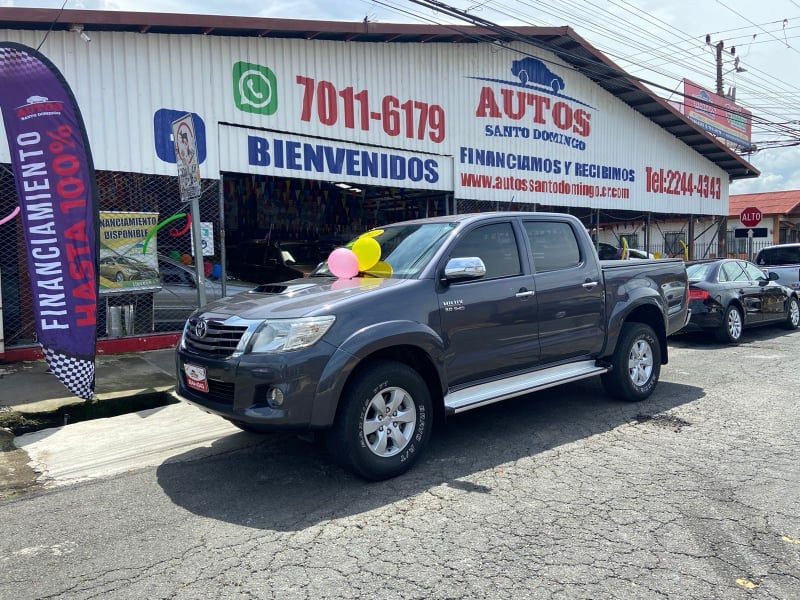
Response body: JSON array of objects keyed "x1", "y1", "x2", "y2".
[{"x1": 184, "y1": 363, "x2": 209, "y2": 393}]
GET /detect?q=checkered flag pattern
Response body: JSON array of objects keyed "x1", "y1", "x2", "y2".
[{"x1": 44, "y1": 347, "x2": 96, "y2": 401}]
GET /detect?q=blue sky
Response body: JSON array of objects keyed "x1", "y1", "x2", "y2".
[{"x1": 4, "y1": 0, "x2": 800, "y2": 194}]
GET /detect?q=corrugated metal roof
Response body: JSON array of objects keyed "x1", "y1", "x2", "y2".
[
  {"x1": 0, "y1": 7, "x2": 758, "y2": 181},
  {"x1": 730, "y1": 191, "x2": 800, "y2": 217}
]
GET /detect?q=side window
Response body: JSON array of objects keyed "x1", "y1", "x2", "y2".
[
  {"x1": 761, "y1": 247, "x2": 800, "y2": 264},
  {"x1": 524, "y1": 221, "x2": 581, "y2": 272},
  {"x1": 741, "y1": 262, "x2": 766, "y2": 280},
  {"x1": 450, "y1": 222, "x2": 521, "y2": 280},
  {"x1": 721, "y1": 262, "x2": 747, "y2": 282}
]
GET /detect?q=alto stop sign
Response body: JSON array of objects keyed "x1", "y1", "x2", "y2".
[{"x1": 740, "y1": 207, "x2": 762, "y2": 228}]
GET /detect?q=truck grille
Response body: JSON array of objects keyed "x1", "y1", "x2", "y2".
[{"x1": 184, "y1": 318, "x2": 248, "y2": 357}]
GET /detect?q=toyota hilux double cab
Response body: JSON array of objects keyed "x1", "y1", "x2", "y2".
[{"x1": 176, "y1": 212, "x2": 689, "y2": 480}]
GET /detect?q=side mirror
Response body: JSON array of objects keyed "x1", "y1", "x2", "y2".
[
  {"x1": 443, "y1": 257, "x2": 487, "y2": 284},
  {"x1": 767, "y1": 271, "x2": 779, "y2": 281}
]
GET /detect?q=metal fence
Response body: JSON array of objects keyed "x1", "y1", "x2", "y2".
[
  {"x1": 0, "y1": 165, "x2": 222, "y2": 349},
  {"x1": 0, "y1": 172, "x2": 783, "y2": 351},
  {"x1": 453, "y1": 197, "x2": 777, "y2": 260}
]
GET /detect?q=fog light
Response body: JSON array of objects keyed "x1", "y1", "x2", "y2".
[{"x1": 267, "y1": 387, "x2": 285, "y2": 408}]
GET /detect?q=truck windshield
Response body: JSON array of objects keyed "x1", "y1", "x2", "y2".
[{"x1": 310, "y1": 223, "x2": 457, "y2": 279}]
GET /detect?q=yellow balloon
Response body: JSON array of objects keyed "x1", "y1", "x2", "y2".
[
  {"x1": 362, "y1": 229, "x2": 383, "y2": 238},
  {"x1": 352, "y1": 236, "x2": 381, "y2": 271},
  {"x1": 364, "y1": 260, "x2": 393, "y2": 278}
]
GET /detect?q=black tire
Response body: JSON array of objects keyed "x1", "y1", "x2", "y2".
[
  {"x1": 327, "y1": 360, "x2": 433, "y2": 481},
  {"x1": 715, "y1": 305, "x2": 743, "y2": 343},
  {"x1": 115, "y1": 271, "x2": 125, "y2": 283},
  {"x1": 601, "y1": 323, "x2": 661, "y2": 402},
  {"x1": 781, "y1": 295, "x2": 800, "y2": 330}
]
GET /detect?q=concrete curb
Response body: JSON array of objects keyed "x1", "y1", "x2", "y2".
[
  {"x1": 0, "y1": 428, "x2": 13, "y2": 452},
  {"x1": 11, "y1": 385, "x2": 176, "y2": 416}
]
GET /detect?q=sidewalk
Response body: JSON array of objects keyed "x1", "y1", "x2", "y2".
[
  {"x1": 1, "y1": 346, "x2": 183, "y2": 499},
  {"x1": 0, "y1": 347, "x2": 177, "y2": 415}
]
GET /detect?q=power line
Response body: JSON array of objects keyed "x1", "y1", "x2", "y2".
[{"x1": 374, "y1": 1, "x2": 800, "y2": 149}]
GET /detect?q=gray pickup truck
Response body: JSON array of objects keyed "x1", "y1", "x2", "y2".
[
  {"x1": 755, "y1": 243, "x2": 800, "y2": 292},
  {"x1": 175, "y1": 212, "x2": 689, "y2": 480}
]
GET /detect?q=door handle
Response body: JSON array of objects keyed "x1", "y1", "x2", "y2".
[
  {"x1": 582, "y1": 281, "x2": 599, "y2": 290},
  {"x1": 516, "y1": 290, "x2": 535, "y2": 298}
]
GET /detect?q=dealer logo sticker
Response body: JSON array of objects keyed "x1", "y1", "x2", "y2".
[{"x1": 233, "y1": 61, "x2": 278, "y2": 115}]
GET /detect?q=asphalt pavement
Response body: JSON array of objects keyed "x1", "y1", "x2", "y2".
[{"x1": 1, "y1": 327, "x2": 799, "y2": 599}]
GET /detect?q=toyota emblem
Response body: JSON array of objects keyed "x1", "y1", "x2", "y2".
[{"x1": 194, "y1": 319, "x2": 208, "y2": 338}]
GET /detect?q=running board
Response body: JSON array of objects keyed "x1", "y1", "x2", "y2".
[{"x1": 443, "y1": 360, "x2": 609, "y2": 415}]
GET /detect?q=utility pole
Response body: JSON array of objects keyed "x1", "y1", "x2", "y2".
[
  {"x1": 709, "y1": 36, "x2": 730, "y2": 258},
  {"x1": 715, "y1": 41, "x2": 724, "y2": 95}
]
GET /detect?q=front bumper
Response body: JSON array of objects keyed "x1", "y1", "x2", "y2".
[{"x1": 175, "y1": 341, "x2": 335, "y2": 430}]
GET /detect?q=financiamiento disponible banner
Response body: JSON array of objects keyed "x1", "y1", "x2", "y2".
[{"x1": 0, "y1": 42, "x2": 100, "y2": 400}]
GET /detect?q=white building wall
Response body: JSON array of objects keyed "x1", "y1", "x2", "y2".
[{"x1": 0, "y1": 28, "x2": 731, "y2": 214}]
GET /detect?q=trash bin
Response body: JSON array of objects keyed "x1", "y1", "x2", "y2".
[
  {"x1": 99, "y1": 293, "x2": 155, "y2": 338},
  {"x1": 106, "y1": 303, "x2": 135, "y2": 337}
]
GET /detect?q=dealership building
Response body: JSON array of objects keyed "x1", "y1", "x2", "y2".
[{"x1": 0, "y1": 8, "x2": 758, "y2": 357}]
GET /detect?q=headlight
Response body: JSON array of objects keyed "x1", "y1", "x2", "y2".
[{"x1": 249, "y1": 316, "x2": 336, "y2": 353}]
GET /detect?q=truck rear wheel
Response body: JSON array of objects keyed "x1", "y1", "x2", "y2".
[
  {"x1": 327, "y1": 360, "x2": 432, "y2": 481},
  {"x1": 601, "y1": 323, "x2": 661, "y2": 402}
]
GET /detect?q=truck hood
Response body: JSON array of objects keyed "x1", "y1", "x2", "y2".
[{"x1": 195, "y1": 276, "x2": 413, "y2": 320}]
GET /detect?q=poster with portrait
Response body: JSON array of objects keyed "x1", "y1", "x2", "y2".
[{"x1": 171, "y1": 113, "x2": 202, "y2": 202}]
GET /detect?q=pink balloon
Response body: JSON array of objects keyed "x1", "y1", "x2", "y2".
[{"x1": 328, "y1": 247, "x2": 359, "y2": 278}]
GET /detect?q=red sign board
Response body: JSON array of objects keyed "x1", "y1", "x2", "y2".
[
  {"x1": 740, "y1": 207, "x2": 762, "y2": 228},
  {"x1": 683, "y1": 79, "x2": 753, "y2": 149}
]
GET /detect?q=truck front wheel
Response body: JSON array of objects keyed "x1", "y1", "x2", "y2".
[
  {"x1": 327, "y1": 360, "x2": 433, "y2": 481},
  {"x1": 602, "y1": 323, "x2": 661, "y2": 402}
]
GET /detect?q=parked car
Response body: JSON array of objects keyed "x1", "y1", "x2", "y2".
[
  {"x1": 681, "y1": 258, "x2": 800, "y2": 343},
  {"x1": 227, "y1": 239, "x2": 336, "y2": 284},
  {"x1": 176, "y1": 211, "x2": 688, "y2": 480},
  {"x1": 597, "y1": 243, "x2": 655, "y2": 260},
  {"x1": 153, "y1": 254, "x2": 256, "y2": 331},
  {"x1": 755, "y1": 242, "x2": 800, "y2": 292},
  {"x1": 99, "y1": 255, "x2": 159, "y2": 282}
]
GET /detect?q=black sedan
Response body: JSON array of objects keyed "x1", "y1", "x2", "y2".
[{"x1": 682, "y1": 258, "x2": 800, "y2": 343}]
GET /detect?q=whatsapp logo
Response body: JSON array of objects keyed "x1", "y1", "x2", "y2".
[{"x1": 233, "y1": 61, "x2": 278, "y2": 115}]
